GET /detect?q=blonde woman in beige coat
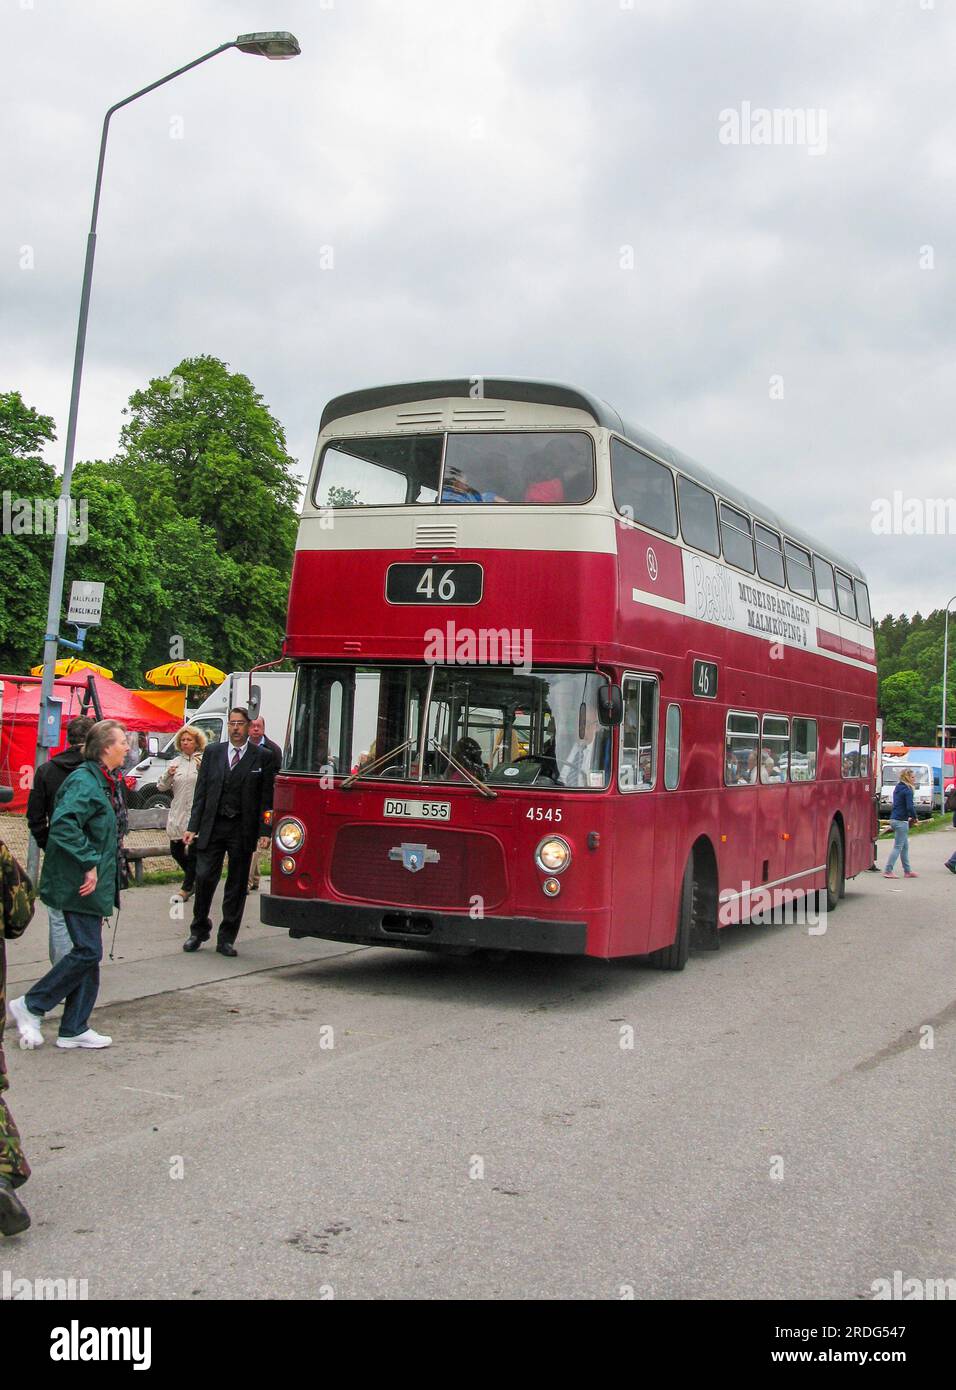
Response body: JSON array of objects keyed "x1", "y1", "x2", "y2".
[{"x1": 158, "y1": 727, "x2": 206, "y2": 899}]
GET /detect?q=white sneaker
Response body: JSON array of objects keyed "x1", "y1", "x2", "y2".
[
  {"x1": 56, "y1": 1029, "x2": 112, "y2": 1050},
  {"x1": 9, "y1": 996, "x2": 44, "y2": 1050}
]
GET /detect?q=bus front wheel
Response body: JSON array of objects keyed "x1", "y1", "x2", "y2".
[{"x1": 644, "y1": 859, "x2": 692, "y2": 971}]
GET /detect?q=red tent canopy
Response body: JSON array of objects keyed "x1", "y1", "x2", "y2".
[{"x1": 0, "y1": 672, "x2": 181, "y2": 813}]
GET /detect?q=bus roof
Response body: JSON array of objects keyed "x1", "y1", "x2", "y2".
[{"x1": 320, "y1": 377, "x2": 866, "y2": 582}]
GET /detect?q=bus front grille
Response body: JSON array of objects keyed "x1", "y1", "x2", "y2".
[{"x1": 330, "y1": 824, "x2": 507, "y2": 910}]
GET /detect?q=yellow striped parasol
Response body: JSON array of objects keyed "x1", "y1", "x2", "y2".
[
  {"x1": 144, "y1": 660, "x2": 226, "y2": 689},
  {"x1": 30, "y1": 657, "x2": 114, "y2": 679}
]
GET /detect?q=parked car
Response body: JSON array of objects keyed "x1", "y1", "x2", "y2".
[{"x1": 879, "y1": 761, "x2": 934, "y2": 818}]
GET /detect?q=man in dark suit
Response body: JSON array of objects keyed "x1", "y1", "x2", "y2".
[{"x1": 182, "y1": 708, "x2": 274, "y2": 957}]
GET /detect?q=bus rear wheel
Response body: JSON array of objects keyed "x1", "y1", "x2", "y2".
[{"x1": 819, "y1": 822, "x2": 844, "y2": 913}]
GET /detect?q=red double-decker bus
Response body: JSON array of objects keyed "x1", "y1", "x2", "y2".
[{"x1": 262, "y1": 379, "x2": 878, "y2": 968}]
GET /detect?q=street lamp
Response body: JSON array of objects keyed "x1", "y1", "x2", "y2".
[
  {"x1": 28, "y1": 31, "x2": 300, "y2": 880},
  {"x1": 941, "y1": 593, "x2": 956, "y2": 815}
]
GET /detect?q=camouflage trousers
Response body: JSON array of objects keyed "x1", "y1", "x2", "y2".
[{"x1": 1, "y1": 950, "x2": 31, "y2": 1189}]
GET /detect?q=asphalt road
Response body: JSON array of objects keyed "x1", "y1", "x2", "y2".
[{"x1": 3, "y1": 826, "x2": 955, "y2": 1301}]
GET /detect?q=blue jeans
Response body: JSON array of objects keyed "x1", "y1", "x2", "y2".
[
  {"x1": 885, "y1": 820, "x2": 911, "y2": 874},
  {"x1": 25, "y1": 911, "x2": 103, "y2": 1038},
  {"x1": 48, "y1": 906, "x2": 72, "y2": 966}
]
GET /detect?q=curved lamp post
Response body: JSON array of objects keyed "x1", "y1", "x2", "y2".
[{"x1": 29, "y1": 31, "x2": 300, "y2": 879}]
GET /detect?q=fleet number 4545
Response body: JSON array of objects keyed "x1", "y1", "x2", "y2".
[{"x1": 526, "y1": 807, "x2": 562, "y2": 822}]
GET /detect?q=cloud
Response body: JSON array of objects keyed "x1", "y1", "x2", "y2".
[{"x1": 2, "y1": 0, "x2": 953, "y2": 619}]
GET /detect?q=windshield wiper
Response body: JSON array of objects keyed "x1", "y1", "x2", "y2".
[
  {"x1": 341, "y1": 739, "x2": 414, "y2": 788},
  {"x1": 428, "y1": 738, "x2": 497, "y2": 799}
]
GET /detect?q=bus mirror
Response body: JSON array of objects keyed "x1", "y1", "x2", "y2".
[
  {"x1": 598, "y1": 684, "x2": 623, "y2": 727},
  {"x1": 147, "y1": 736, "x2": 160, "y2": 756}
]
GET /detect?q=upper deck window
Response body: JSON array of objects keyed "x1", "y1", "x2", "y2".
[
  {"x1": 610, "y1": 439, "x2": 678, "y2": 537},
  {"x1": 677, "y1": 475, "x2": 720, "y2": 556},
  {"x1": 813, "y1": 556, "x2": 837, "y2": 610},
  {"x1": 784, "y1": 540, "x2": 815, "y2": 600},
  {"x1": 443, "y1": 432, "x2": 594, "y2": 504},
  {"x1": 719, "y1": 503, "x2": 755, "y2": 573},
  {"x1": 854, "y1": 579, "x2": 872, "y2": 627},
  {"x1": 313, "y1": 432, "x2": 595, "y2": 508},
  {"x1": 315, "y1": 436, "x2": 443, "y2": 507},
  {"x1": 754, "y1": 523, "x2": 785, "y2": 587},
  {"x1": 836, "y1": 570, "x2": 857, "y2": 620}
]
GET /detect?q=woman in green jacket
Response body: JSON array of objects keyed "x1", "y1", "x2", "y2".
[{"x1": 9, "y1": 720, "x2": 128, "y2": 1052}]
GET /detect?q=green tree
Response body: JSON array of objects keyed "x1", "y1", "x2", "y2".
[
  {"x1": 0, "y1": 391, "x2": 57, "y2": 671},
  {"x1": 111, "y1": 356, "x2": 300, "y2": 669},
  {"x1": 879, "y1": 669, "x2": 937, "y2": 744},
  {"x1": 65, "y1": 462, "x2": 163, "y2": 684}
]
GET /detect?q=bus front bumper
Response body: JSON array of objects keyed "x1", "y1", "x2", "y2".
[{"x1": 260, "y1": 894, "x2": 588, "y2": 955}]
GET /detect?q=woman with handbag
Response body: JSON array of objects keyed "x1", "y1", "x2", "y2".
[
  {"x1": 883, "y1": 766, "x2": 919, "y2": 880},
  {"x1": 157, "y1": 726, "x2": 206, "y2": 900},
  {"x1": 1, "y1": 822, "x2": 37, "y2": 1236}
]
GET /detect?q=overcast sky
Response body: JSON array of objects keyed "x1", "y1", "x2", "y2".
[{"x1": 2, "y1": 0, "x2": 954, "y2": 621}]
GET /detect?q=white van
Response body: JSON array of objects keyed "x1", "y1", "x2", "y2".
[
  {"x1": 879, "y1": 761, "x2": 934, "y2": 819},
  {"x1": 127, "y1": 671, "x2": 294, "y2": 808}
]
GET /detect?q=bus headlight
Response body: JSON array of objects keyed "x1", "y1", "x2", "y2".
[
  {"x1": 276, "y1": 818, "x2": 305, "y2": 852},
  {"x1": 535, "y1": 836, "x2": 571, "y2": 873}
]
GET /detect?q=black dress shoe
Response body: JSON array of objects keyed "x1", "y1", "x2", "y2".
[
  {"x1": 0, "y1": 1177, "x2": 31, "y2": 1236},
  {"x1": 182, "y1": 935, "x2": 205, "y2": 952},
  {"x1": 216, "y1": 942, "x2": 238, "y2": 957}
]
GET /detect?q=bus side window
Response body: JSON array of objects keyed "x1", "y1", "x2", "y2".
[
  {"x1": 791, "y1": 718, "x2": 817, "y2": 781},
  {"x1": 760, "y1": 715, "x2": 789, "y2": 783},
  {"x1": 611, "y1": 440, "x2": 678, "y2": 537},
  {"x1": 860, "y1": 725, "x2": 870, "y2": 779},
  {"x1": 725, "y1": 712, "x2": 759, "y2": 784},
  {"x1": 663, "y1": 704, "x2": 681, "y2": 789},
  {"x1": 813, "y1": 556, "x2": 837, "y2": 610},
  {"x1": 842, "y1": 723, "x2": 861, "y2": 778},
  {"x1": 620, "y1": 676, "x2": 658, "y2": 790},
  {"x1": 719, "y1": 504, "x2": 755, "y2": 573}
]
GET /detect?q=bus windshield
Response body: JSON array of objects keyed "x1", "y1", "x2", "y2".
[
  {"x1": 314, "y1": 432, "x2": 595, "y2": 508},
  {"x1": 287, "y1": 665, "x2": 611, "y2": 789}
]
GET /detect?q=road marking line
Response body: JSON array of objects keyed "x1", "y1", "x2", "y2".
[{"x1": 119, "y1": 1086, "x2": 184, "y2": 1100}]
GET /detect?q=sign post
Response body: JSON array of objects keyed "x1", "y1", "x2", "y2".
[{"x1": 27, "y1": 580, "x2": 106, "y2": 880}]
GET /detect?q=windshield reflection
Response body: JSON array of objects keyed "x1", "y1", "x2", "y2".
[{"x1": 288, "y1": 665, "x2": 611, "y2": 790}]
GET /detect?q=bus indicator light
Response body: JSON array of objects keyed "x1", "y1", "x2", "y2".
[
  {"x1": 542, "y1": 877, "x2": 561, "y2": 897},
  {"x1": 280, "y1": 856, "x2": 296, "y2": 875}
]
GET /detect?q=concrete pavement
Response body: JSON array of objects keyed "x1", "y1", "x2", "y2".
[{"x1": 2, "y1": 826, "x2": 955, "y2": 1300}]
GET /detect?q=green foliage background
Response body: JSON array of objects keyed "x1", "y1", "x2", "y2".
[
  {"x1": 0, "y1": 359, "x2": 301, "y2": 685},
  {"x1": 874, "y1": 611, "x2": 956, "y2": 746}
]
